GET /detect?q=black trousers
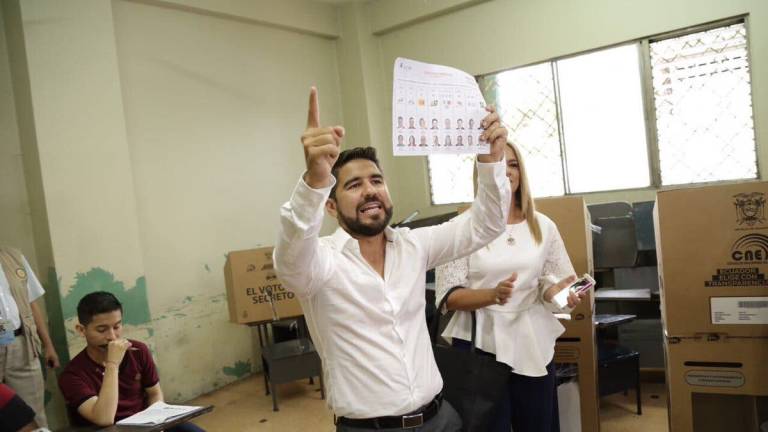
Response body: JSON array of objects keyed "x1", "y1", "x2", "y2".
[{"x1": 452, "y1": 339, "x2": 560, "y2": 432}]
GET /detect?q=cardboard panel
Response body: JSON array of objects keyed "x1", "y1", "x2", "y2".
[
  {"x1": 655, "y1": 182, "x2": 768, "y2": 337},
  {"x1": 554, "y1": 340, "x2": 600, "y2": 432},
  {"x1": 536, "y1": 195, "x2": 594, "y2": 278},
  {"x1": 224, "y1": 247, "x2": 303, "y2": 324},
  {"x1": 537, "y1": 195, "x2": 595, "y2": 339},
  {"x1": 539, "y1": 196, "x2": 599, "y2": 431},
  {"x1": 664, "y1": 337, "x2": 768, "y2": 432}
]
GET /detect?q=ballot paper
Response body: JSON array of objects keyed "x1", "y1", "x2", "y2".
[
  {"x1": 392, "y1": 57, "x2": 489, "y2": 156},
  {"x1": 116, "y1": 401, "x2": 200, "y2": 426}
]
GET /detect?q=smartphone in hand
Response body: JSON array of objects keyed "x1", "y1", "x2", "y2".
[{"x1": 552, "y1": 274, "x2": 595, "y2": 309}]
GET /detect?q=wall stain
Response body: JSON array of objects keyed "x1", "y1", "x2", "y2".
[
  {"x1": 61, "y1": 268, "x2": 150, "y2": 325},
  {"x1": 222, "y1": 360, "x2": 252, "y2": 379}
]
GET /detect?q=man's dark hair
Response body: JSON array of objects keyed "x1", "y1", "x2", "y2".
[
  {"x1": 330, "y1": 147, "x2": 382, "y2": 198},
  {"x1": 77, "y1": 291, "x2": 123, "y2": 325}
]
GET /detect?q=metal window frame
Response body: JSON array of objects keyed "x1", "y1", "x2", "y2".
[
  {"x1": 428, "y1": 15, "x2": 757, "y2": 204},
  {"x1": 647, "y1": 16, "x2": 759, "y2": 187},
  {"x1": 551, "y1": 61, "x2": 570, "y2": 195},
  {"x1": 639, "y1": 39, "x2": 661, "y2": 188}
]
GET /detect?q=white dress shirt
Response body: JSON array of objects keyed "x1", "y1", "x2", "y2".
[
  {"x1": 436, "y1": 212, "x2": 575, "y2": 377},
  {"x1": 0, "y1": 254, "x2": 45, "y2": 330},
  {"x1": 274, "y1": 160, "x2": 510, "y2": 419}
]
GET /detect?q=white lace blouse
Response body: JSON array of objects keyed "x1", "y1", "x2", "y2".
[{"x1": 435, "y1": 211, "x2": 575, "y2": 377}]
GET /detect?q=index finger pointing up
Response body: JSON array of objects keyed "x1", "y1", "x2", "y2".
[{"x1": 307, "y1": 86, "x2": 320, "y2": 128}]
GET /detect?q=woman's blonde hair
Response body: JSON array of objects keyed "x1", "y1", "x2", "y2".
[{"x1": 472, "y1": 141, "x2": 542, "y2": 244}]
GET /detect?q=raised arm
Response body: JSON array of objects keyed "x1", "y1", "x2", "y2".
[
  {"x1": 417, "y1": 106, "x2": 512, "y2": 269},
  {"x1": 273, "y1": 88, "x2": 344, "y2": 298},
  {"x1": 76, "y1": 340, "x2": 132, "y2": 426}
]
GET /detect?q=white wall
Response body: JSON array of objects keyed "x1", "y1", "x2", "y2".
[{"x1": 111, "y1": 0, "x2": 344, "y2": 399}]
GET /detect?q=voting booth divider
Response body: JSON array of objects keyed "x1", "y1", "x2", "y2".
[
  {"x1": 537, "y1": 196, "x2": 600, "y2": 432},
  {"x1": 655, "y1": 182, "x2": 768, "y2": 432}
]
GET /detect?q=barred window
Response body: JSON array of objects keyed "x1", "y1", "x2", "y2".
[
  {"x1": 650, "y1": 23, "x2": 756, "y2": 185},
  {"x1": 427, "y1": 19, "x2": 756, "y2": 204}
]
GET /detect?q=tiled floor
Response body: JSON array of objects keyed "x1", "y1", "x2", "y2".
[
  {"x1": 600, "y1": 382, "x2": 669, "y2": 432},
  {"x1": 188, "y1": 374, "x2": 669, "y2": 431}
]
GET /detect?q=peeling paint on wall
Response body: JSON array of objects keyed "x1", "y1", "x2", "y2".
[
  {"x1": 61, "y1": 268, "x2": 150, "y2": 325},
  {"x1": 138, "y1": 290, "x2": 254, "y2": 401},
  {"x1": 222, "y1": 360, "x2": 252, "y2": 379}
]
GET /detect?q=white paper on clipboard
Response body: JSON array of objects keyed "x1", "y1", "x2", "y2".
[{"x1": 392, "y1": 57, "x2": 489, "y2": 156}]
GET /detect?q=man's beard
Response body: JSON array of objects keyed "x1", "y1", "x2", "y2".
[{"x1": 338, "y1": 199, "x2": 394, "y2": 237}]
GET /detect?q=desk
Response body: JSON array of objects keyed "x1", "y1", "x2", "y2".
[
  {"x1": 59, "y1": 405, "x2": 213, "y2": 432},
  {"x1": 594, "y1": 314, "x2": 641, "y2": 415},
  {"x1": 595, "y1": 289, "x2": 651, "y2": 301},
  {"x1": 252, "y1": 319, "x2": 324, "y2": 411},
  {"x1": 595, "y1": 314, "x2": 636, "y2": 328}
]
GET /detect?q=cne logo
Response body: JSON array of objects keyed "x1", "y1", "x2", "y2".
[
  {"x1": 734, "y1": 192, "x2": 766, "y2": 226},
  {"x1": 731, "y1": 233, "x2": 768, "y2": 262}
]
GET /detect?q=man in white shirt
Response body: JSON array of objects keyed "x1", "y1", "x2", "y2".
[
  {"x1": 0, "y1": 247, "x2": 61, "y2": 428},
  {"x1": 274, "y1": 88, "x2": 511, "y2": 431}
]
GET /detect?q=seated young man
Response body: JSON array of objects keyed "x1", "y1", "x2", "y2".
[{"x1": 58, "y1": 292, "x2": 204, "y2": 431}]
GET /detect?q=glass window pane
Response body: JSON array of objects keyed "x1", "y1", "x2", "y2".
[
  {"x1": 557, "y1": 44, "x2": 651, "y2": 193},
  {"x1": 480, "y1": 63, "x2": 564, "y2": 197},
  {"x1": 427, "y1": 154, "x2": 475, "y2": 205},
  {"x1": 650, "y1": 22, "x2": 757, "y2": 185}
]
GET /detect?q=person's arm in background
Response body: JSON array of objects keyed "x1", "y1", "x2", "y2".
[
  {"x1": 415, "y1": 106, "x2": 512, "y2": 270},
  {"x1": 76, "y1": 340, "x2": 132, "y2": 426},
  {"x1": 30, "y1": 301, "x2": 59, "y2": 368},
  {"x1": 446, "y1": 274, "x2": 517, "y2": 311},
  {"x1": 273, "y1": 87, "x2": 343, "y2": 299},
  {"x1": 435, "y1": 256, "x2": 518, "y2": 311},
  {"x1": 21, "y1": 255, "x2": 60, "y2": 369}
]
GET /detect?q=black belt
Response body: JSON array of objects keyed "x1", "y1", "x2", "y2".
[
  {"x1": 335, "y1": 393, "x2": 443, "y2": 429},
  {"x1": 14, "y1": 327, "x2": 23, "y2": 337}
]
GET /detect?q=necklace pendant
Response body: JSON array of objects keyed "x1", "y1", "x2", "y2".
[{"x1": 507, "y1": 235, "x2": 515, "y2": 245}]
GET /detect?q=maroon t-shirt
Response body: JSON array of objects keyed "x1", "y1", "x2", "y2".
[{"x1": 58, "y1": 339, "x2": 159, "y2": 425}]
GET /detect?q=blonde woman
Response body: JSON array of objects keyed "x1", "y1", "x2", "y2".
[{"x1": 436, "y1": 142, "x2": 583, "y2": 432}]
